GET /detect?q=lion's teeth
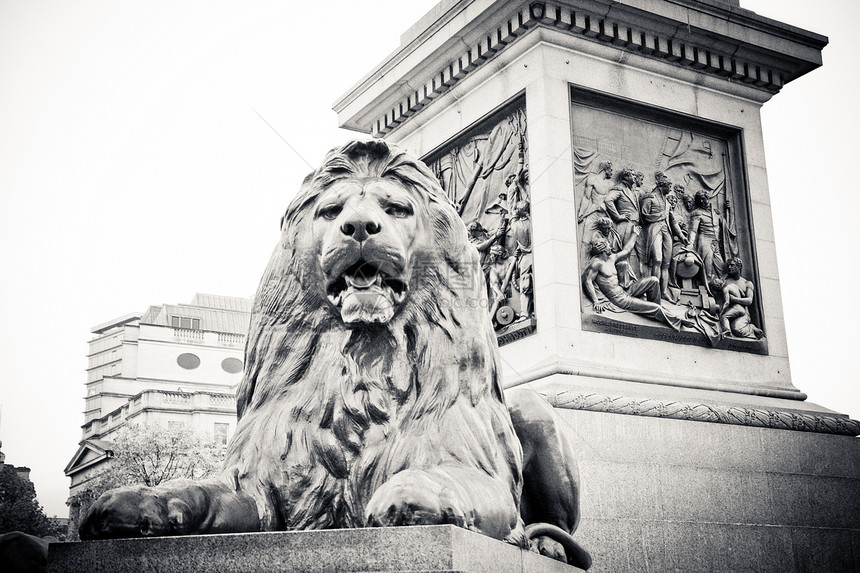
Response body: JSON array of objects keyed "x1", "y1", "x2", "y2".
[{"x1": 345, "y1": 272, "x2": 380, "y2": 289}]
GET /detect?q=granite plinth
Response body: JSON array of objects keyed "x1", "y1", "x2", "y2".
[
  {"x1": 47, "y1": 525, "x2": 582, "y2": 573},
  {"x1": 558, "y1": 408, "x2": 860, "y2": 572}
]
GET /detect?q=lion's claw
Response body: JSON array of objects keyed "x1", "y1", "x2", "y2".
[
  {"x1": 80, "y1": 486, "x2": 171, "y2": 540},
  {"x1": 365, "y1": 470, "x2": 470, "y2": 529}
]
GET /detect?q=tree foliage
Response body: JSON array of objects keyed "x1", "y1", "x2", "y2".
[
  {"x1": 0, "y1": 464, "x2": 58, "y2": 537},
  {"x1": 100, "y1": 424, "x2": 227, "y2": 489}
]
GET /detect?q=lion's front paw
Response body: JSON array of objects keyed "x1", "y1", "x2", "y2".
[
  {"x1": 79, "y1": 485, "x2": 185, "y2": 540},
  {"x1": 365, "y1": 470, "x2": 471, "y2": 529}
]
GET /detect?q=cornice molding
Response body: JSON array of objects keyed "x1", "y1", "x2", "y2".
[
  {"x1": 546, "y1": 390, "x2": 860, "y2": 436},
  {"x1": 341, "y1": 1, "x2": 825, "y2": 138}
]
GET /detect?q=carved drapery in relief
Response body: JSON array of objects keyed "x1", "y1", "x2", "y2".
[{"x1": 426, "y1": 104, "x2": 535, "y2": 345}]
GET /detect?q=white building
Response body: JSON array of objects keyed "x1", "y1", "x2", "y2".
[{"x1": 64, "y1": 294, "x2": 250, "y2": 501}]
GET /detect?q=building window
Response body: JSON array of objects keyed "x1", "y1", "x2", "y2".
[
  {"x1": 171, "y1": 316, "x2": 201, "y2": 330},
  {"x1": 214, "y1": 423, "x2": 230, "y2": 445},
  {"x1": 221, "y1": 357, "x2": 243, "y2": 374},
  {"x1": 176, "y1": 353, "x2": 201, "y2": 370}
]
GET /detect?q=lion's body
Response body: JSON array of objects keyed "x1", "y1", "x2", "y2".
[
  {"x1": 80, "y1": 140, "x2": 588, "y2": 568},
  {"x1": 226, "y1": 323, "x2": 521, "y2": 533},
  {"x1": 220, "y1": 140, "x2": 523, "y2": 538}
]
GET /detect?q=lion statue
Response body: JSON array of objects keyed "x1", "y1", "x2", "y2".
[{"x1": 80, "y1": 140, "x2": 591, "y2": 569}]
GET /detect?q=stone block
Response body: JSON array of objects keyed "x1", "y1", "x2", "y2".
[
  {"x1": 741, "y1": 117, "x2": 768, "y2": 169},
  {"x1": 530, "y1": 282, "x2": 584, "y2": 332},
  {"x1": 761, "y1": 315, "x2": 789, "y2": 358},
  {"x1": 746, "y1": 164, "x2": 772, "y2": 205},
  {"x1": 543, "y1": 408, "x2": 860, "y2": 571},
  {"x1": 659, "y1": 521, "x2": 795, "y2": 572},
  {"x1": 751, "y1": 199, "x2": 776, "y2": 243},
  {"x1": 499, "y1": 327, "x2": 558, "y2": 380},
  {"x1": 759, "y1": 276, "x2": 784, "y2": 322},
  {"x1": 527, "y1": 153, "x2": 575, "y2": 203},
  {"x1": 754, "y1": 238, "x2": 780, "y2": 281},
  {"x1": 579, "y1": 461, "x2": 663, "y2": 521},
  {"x1": 523, "y1": 74, "x2": 570, "y2": 120},
  {"x1": 574, "y1": 518, "x2": 666, "y2": 572},
  {"x1": 576, "y1": 518, "x2": 803, "y2": 572},
  {"x1": 532, "y1": 198, "x2": 577, "y2": 249},
  {"x1": 48, "y1": 525, "x2": 582, "y2": 573},
  {"x1": 759, "y1": 429, "x2": 860, "y2": 477},
  {"x1": 533, "y1": 239, "x2": 579, "y2": 288},
  {"x1": 657, "y1": 465, "x2": 773, "y2": 525},
  {"x1": 789, "y1": 527, "x2": 860, "y2": 572},
  {"x1": 768, "y1": 473, "x2": 860, "y2": 529}
]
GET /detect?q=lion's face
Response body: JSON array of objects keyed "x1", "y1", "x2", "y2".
[{"x1": 311, "y1": 177, "x2": 430, "y2": 326}]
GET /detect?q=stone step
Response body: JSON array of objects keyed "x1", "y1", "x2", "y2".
[{"x1": 48, "y1": 524, "x2": 584, "y2": 573}]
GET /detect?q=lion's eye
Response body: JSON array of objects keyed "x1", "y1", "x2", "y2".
[
  {"x1": 318, "y1": 205, "x2": 343, "y2": 220},
  {"x1": 385, "y1": 203, "x2": 413, "y2": 218}
]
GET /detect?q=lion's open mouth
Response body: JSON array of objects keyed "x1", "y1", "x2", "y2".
[{"x1": 326, "y1": 259, "x2": 407, "y2": 325}]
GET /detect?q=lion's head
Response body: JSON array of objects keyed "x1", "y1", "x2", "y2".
[
  {"x1": 273, "y1": 140, "x2": 479, "y2": 325},
  {"x1": 236, "y1": 140, "x2": 502, "y2": 421},
  {"x1": 307, "y1": 156, "x2": 431, "y2": 327}
]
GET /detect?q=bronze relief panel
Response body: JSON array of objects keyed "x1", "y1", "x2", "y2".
[
  {"x1": 571, "y1": 89, "x2": 766, "y2": 353},
  {"x1": 424, "y1": 100, "x2": 535, "y2": 345}
]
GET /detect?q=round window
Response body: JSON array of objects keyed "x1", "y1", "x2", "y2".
[
  {"x1": 177, "y1": 353, "x2": 201, "y2": 370},
  {"x1": 221, "y1": 357, "x2": 243, "y2": 374}
]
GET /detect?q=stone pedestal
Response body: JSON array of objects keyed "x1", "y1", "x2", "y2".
[
  {"x1": 47, "y1": 525, "x2": 581, "y2": 573},
  {"x1": 553, "y1": 401, "x2": 860, "y2": 571},
  {"x1": 334, "y1": 1, "x2": 860, "y2": 570}
]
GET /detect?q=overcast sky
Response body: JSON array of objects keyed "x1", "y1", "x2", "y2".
[{"x1": 1, "y1": 0, "x2": 857, "y2": 519}]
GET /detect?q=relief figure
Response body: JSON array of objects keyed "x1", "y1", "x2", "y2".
[
  {"x1": 576, "y1": 160, "x2": 614, "y2": 247},
  {"x1": 603, "y1": 167, "x2": 641, "y2": 288},
  {"x1": 469, "y1": 220, "x2": 507, "y2": 299},
  {"x1": 581, "y1": 232, "x2": 689, "y2": 331},
  {"x1": 488, "y1": 244, "x2": 511, "y2": 311},
  {"x1": 666, "y1": 185, "x2": 688, "y2": 289},
  {"x1": 506, "y1": 200, "x2": 533, "y2": 321},
  {"x1": 713, "y1": 257, "x2": 763, "y2": 339},
  {"x1": 639, "y1": 173, "x2": 687, "y2": 302},
  {"x1": 686, "y1": 190, "x2": 726, "y2": 279}
]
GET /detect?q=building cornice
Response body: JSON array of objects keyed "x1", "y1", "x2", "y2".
[
  {"x1": 89, "y1": 313, "x2": 140, "y2": 335},
  {"x1": 334, "y1": 0, "x2": 826, "y2": 137}
]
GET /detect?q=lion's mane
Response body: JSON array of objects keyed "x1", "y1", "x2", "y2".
[{"x1": 224, "y1": 140, "x2": 523, "y2": 532}]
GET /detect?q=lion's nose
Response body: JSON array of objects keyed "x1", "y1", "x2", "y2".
[{"x1": 340, "y1": 217, "x2": 381, "y2": 242}]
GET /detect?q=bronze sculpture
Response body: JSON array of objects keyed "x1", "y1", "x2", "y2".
[
  {"x1": 80, "y1": 140, "x2": 591, "y2": 569},
  {"x1": 571, "y1": 109, "x2": 767, "y2": 352}
]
